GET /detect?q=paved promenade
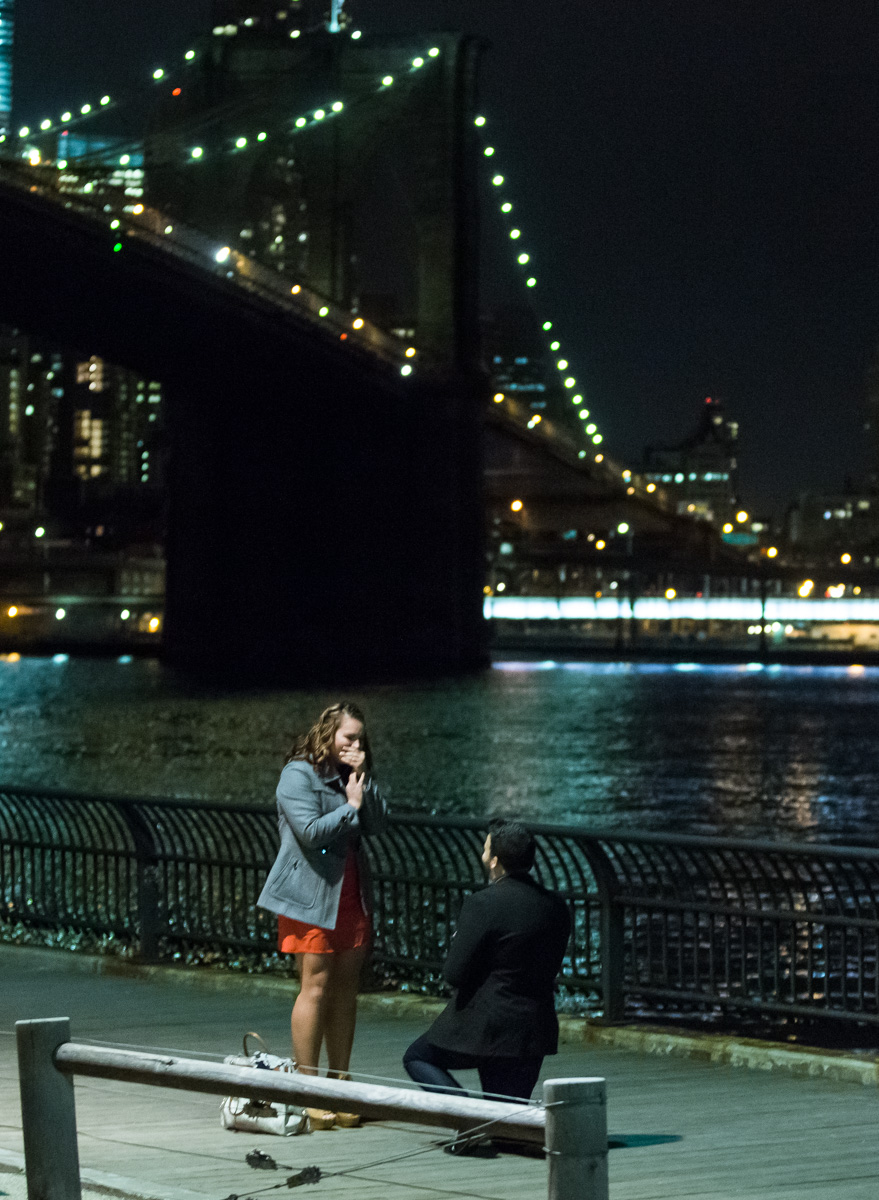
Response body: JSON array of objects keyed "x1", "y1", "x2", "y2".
[{"x1": 0, "y1": 945, "x2": 876, "y2": 1200}]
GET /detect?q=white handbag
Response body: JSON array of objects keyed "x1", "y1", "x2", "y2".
[{"x1": 220, "y1": 1032, "x2": 308, "y2": 1137}]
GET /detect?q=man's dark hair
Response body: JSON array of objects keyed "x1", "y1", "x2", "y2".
[{"x1": 488, "y1": 818, "x2": 536, "y2": 874}]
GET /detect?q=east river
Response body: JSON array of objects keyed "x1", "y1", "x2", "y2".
[{"x1": 1, "y1": 655, "x2": 878, "y2": 844}]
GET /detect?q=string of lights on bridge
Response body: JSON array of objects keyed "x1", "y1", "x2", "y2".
[{"x1": 2, "y1": 27, "x2": 644, "y2": 470}]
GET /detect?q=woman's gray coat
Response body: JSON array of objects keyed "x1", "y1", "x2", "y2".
[{"x1": 257, "y1": 759, "x2": 387, "y2": 929}]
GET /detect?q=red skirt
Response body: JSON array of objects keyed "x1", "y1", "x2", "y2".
[{"x1": 278, "y1": 851, "x2": 370, "y2": 954}]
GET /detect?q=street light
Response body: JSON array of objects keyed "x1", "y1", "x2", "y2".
[{"x1": 735, "y1": 510, "x2": 748, "y2": 524}]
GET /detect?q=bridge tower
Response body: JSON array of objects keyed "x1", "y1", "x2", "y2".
[{"x1": 141, "y1": 17, "x2": 488, "y2": 682}]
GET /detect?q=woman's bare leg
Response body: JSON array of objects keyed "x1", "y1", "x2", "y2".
[
  {"x1": 323, "y1": 946, "x2": 368, "y2": 1077},
  {"x1": 291, "y1": 953, "x2": 333, "y2": 1074}
]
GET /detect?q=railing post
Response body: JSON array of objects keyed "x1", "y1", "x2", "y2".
[
  {"x1": 119, "y1": 803, "x2": 161, "y2": 963},
  {"x1": 16, "y1": 1018, "x2": 82, "y2": 1200},
  {"x1": 544, "y1": 1077, "x2": 608, "y2": 1200},
  {"x1": 581, "y1": 840, "x2": 625, "y2": 1022}
]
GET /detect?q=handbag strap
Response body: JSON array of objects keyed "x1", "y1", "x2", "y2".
[{"x1": 243, "y1": 1031, "x2": 272, "y2": 1057}]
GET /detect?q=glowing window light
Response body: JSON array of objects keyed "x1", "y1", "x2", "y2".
[
  {"x1": 257, "y1": 131, "x2": 267, "y2": 140},
  {"x1": 18, "y1": 126, "x2": 29, "y2": 137},
  {"x1": 622, "y1": 470, "x2": 632, "y2": 480},
  {"x1": 474, "y1": 116, "x2": 486, "y2": 126},
  {"x1": 564, "y1": 377, "x2": 575, "y2": 388},
  {"x1": 412, "y1": 57, "x2": 424, "y2": 68},
  {"x1": 665, "y1": 588, "x2": 677, "y2": 600},
  {"x1": 100, "y1": 95, "x2": 111, "y2": 105},
  {"x1": 34, "y1": 527, "x2": 45, "y2": 538},
  {"x1": 352, "y1": 317, "x2": 364, "y2": 328},
  {"x1": 501, "y1": 202, "x2": 512, "y2": 213},
  {"x1": 332, "y1": 101, "x2": 344, "y2": 112},
  {"x1": 827, "y1": 583, "x2": 845, "y2": 599},
  {"x1": 351, "y1": 30, "x2": 362, "y2": 39},
  {"x1": 132, "y1": 204, "x2": 144, "y2": 214},
  {"x1": 722, "y1": 522, "x2": 733, "y2": 533},
  {"x1": 429, "y1": 47, "x2": 440, "y2": 57},
  {"x1": 798, "y1": 579, "x2": 814, "y2": 597},
  {"x1": 382, "y1": 75, "x2": 394, "y2": 86},
  {"x1": 57, "y1": 159, "x2": 67, "y2": 168},
  {"x1": 511, "y1": 499, "x2": 523, "y2": 512},
  {"x1": 291, "y1": 285, "x2": 301, "y2": 294},
  {"x1": 626, "y1": 486, "x2": 635, "y2": 495},
  {"x1": 296, "y1": 117, "x2": 307, "y2": 127},
  {"x1": 290, "y1": 29, "x2": 301, "y2": 37},
  {"x1": 841, "y1": 552, "x2": 852, "y2": 564},
  {"x1": 191, "y1": 146, "x2": 204, "y2": 158},
  {"x1": 556, "y1": 359, "x2": 568, "y2": 370},
  {"x1": 405, "y1": 347, "x2": 416, "y2": 358},
  {"x1": 215, "y1": 246, "x2": 231, "y2": 263},
  {"x1": 236, "y1": 136, "x2": 247, "y2": 148},
  {"x1": 53, "y1": 654, "x2": 69, "y2": 664},
  {"x1": 28, "y1": 150, "x2": 40, "y2": 165},
  {"x1": 592, "y1": 434, "x2": 603, "y2": 444},
  {"x1": 509, "y1": 228, "x2": 521, "y2": 239},
  {"x1": 484, "y1": 146, "x2": 495, "y2": 157},
  {"x1": 319, "y1": 306, "x2": 330, "y2": 316},
  {"x1": 578, "y1": 450, "x2": 586, "y2": 459},
  {"x1": 314, "y1": 109, "x2": 326, "y2": 119},
  {"x1": 493, "y1": 392, "x2": 504, "y2": 403},
  {"x1": 646, "y1": 482, "x2": 656, "y2": 493},
  {"x1": 61, "y1": 112, "x2": 72, "y2": 122},
  {"x1": 517, "y1": 252, "x2": 529, "y2": 264},
  {"x1": 526, "y1": 277, "x2": 536, "y2": 287},
  {"x1": 542, "y1": 321, "x2": 552, "y2": 330},
  {"x1": 767, "y1": 546, "x2": 779, "y2": 558},
  {"x1": 492, "y1": 174, "x2": 504, "y2": 186},
  {"x1": 595, "y1": 454, "x2": 604, "y2": 463},
  {"x1": 550, "y1": 341, "x2": 560, "y2": 350},
  {"x1": 112, "y1": 243, "x2": 123, "y2": 252},
  {"x1": 120, "y1": 154, "x2": 130, "y2": 165},
  {"x1": 596, "y1": 540, "x2": 606, "y2": 550},
  {"x1": 40, "y1": 119, "x2": 52, "y2": 130},
  {"x1": 736, "y1": 510, "x2": 748, "y2": 523},
  {"x1": 400, "y1": 364, "x2": 413, "y2": 376},
  {"x1": 55, "y1": 608, "x2": 66, "y2": 620},
  {"x1": 7, "y1": 606, "x2": 18, "y2": 617},
  {"x1": 153, "y1": 69, "x2": 164, "y2": 80},
  {"x1": 578, "y1": 411, "x2": 588, "y2": 420},
  {"x1": 586, "y1": 423, "x2": 596, "y2": 434},
  {"x1": 81, "y1": 104, "x2": 91, "y2": 114},
  {"x1": 185, "y1": 50, "x2": 196, "y2": 60},
  {"x1": 148, "y1": 617, "x2": 161, "y2": 632},
  {"x1": 164, "y1": 225, "x2": 173, "y2": 234},
  {"x1": 617, "y1": 523, "x2": 630, "y2": 534},
  {"x1": 496, "y1": 582, "x2": 506, "y2": 592}
]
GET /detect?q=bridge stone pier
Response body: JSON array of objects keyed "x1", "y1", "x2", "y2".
[{"x1": 0, "y1": 27, "x2": 489, "y2": 683}]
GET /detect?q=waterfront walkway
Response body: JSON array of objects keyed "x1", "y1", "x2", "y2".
[{"x1": 0, "y1": 945, "x2": 876, "y2": 1200}]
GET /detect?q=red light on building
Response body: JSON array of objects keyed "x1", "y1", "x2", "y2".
[{"x1": 172, "y1": 88, "x2": 182, "y2": 97}]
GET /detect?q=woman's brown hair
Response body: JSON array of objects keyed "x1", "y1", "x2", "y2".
[{"x1": 285, "y1": 702, "x2": 372, "y2": 774}]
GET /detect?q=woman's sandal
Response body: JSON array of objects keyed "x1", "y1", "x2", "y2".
[{"x1": 305, "y1": 1108, "x2": 337, "y2": 1131}]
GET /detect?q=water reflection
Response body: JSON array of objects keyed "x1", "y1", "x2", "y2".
[{"x1": 1, "y1": 656, "x2": 878, "y2": 843}]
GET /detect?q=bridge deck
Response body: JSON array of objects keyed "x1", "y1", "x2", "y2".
[{"x1": 0, "y1": 946, "x2": 875, "y2": 1200}]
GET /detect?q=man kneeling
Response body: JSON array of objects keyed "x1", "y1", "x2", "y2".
[{"x1": 403, "y1": 818, "x2": 571, "y2": 1103}]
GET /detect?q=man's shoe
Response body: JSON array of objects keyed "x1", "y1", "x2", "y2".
[{"x1": 443, "y1": 1136, "x2": 498, "y2": 1158}]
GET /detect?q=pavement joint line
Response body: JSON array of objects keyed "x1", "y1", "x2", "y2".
[
  {"x1": 0, "y1": 1150, "x2": 207, "y2": 1200},
  {"x1": 2, "y1": 942, "x2": 878, "y2": 1087}
]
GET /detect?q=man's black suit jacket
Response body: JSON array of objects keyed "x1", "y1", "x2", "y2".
[{"x1": 424, "y1": 871, "x2": 571, "y2": 1059}]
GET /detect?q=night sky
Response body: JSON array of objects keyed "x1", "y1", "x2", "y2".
[{"x1": 12, "y1": 1, "x2": 879, "y2": 511}]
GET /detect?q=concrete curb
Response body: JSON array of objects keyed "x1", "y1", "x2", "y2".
[
  {"x1": 2, "y1": 942, "x2": 876, "y2": 1087},
  {"x1": 0, "y1": 1151, "x2": 206, "y2": 1200}
]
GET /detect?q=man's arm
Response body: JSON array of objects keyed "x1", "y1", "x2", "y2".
[{"x1": 443, "y1": 891, "x2": 491, "y2": 990}]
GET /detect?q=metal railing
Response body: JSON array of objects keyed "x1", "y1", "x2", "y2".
[{"x1": 1, "y1": 784, "x2": 878, "y2": 1027}]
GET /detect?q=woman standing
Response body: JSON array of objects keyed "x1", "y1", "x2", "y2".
[{"x1": 258, "y1": 702, "x2": 387, "y2": 1127}]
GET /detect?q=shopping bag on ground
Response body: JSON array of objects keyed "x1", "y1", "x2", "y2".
[{"x1": 220, "y1": 1032, "x2": 308, "y2": 1136}]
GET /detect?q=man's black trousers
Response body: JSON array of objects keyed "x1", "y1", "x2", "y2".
[{"x1": 403, "y1": 1034, "x2": 543, "y2": 1102}]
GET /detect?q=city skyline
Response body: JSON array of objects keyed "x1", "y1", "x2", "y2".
[{"x1": 6, "y1": 0, "x2": 879, "y2": 510}]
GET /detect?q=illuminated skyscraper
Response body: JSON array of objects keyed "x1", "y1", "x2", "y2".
[{"x1": 0, "y1": 1, "x2": 12, "y2": 138}]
